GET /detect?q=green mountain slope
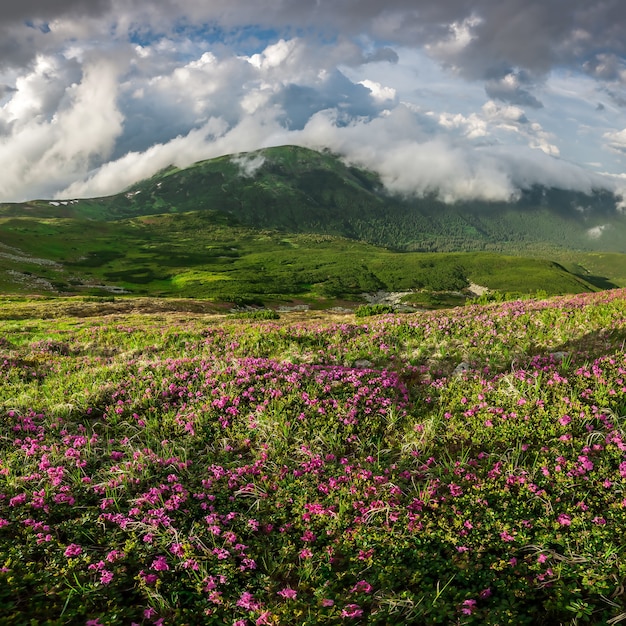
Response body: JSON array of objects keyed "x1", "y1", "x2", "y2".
[
  {"x1": 2, "y1": 145, "x2": 625, "y2": 254},
  {"x1": 0, "y1": 209, "x2": 598, "y2": 301},
  {"x1": 0, "y1": 145, "x2": 624, "y2": 301}
]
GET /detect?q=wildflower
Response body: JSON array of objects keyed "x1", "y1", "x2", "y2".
[
  {"x1": 151, "y1": 556, "x2": 170, "y2": 571},
  {"x1": 557, "y1": 513, "x2": 572, "y2": 526},
  {"x1": 99, "y1": 570, "x2": 114, "y2": 585},
  {"x1": 322, "y1": 599, "x2": 334, "y2": 607},
  {"x1": 256, "y1": 612, "x2": 273, "y2": 626},
  {"x1": 351, "y1": 580, "x2": 373, "y2": 594},
  {"x1": 277, "y1": 587, "x2": 297, "y2": 599},
  {"x1": 538, "y1": 553, "x2": 548, "y2": 564},
  {"x1": 237, "y1": 591, "x2": 261, "y2": 610},
  {"x1": 64, "y1": 543, "x2": 83, "y2": 558},
  {"x1": 341, "y1": 604, "x2": 364, "y2": 618},
  {"x1": 461, "y1": 599, "x2": 477, "y2": 615},
  {"x1": 143, "y1": 607, "x2": 157, "y2": 619},
  {"x1": 299, "y1": 548, "x2": 313, "y2": 559}
]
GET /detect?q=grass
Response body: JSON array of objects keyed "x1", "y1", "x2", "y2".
[
  {"x1": 0, "y1": 210, "x2": 601, "y2": 303},
  {"x1": 2, "y1": 291, "x2": 626, "y2": 624}
]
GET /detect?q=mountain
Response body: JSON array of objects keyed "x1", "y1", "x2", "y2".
[
  {"x1": 2, "y1": 145, "x2": 626, "y2": 254},
  {"x1": 0, "y1": 145, "x2": 625, "y2": 301}
]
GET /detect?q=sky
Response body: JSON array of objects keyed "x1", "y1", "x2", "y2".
[{"x1": 1, "y1": 1, "x2": 626, "y2": 203}]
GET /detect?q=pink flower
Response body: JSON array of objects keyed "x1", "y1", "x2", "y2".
[
  {"x1": 461, "y1": 599, "x2": 477, "y2": 615},
  {"x1": 277, "y1": 587, "x2": 297, "y2": 600},
  {"x1": 151, "y1": 556, "x2": 170, "y2": 571},
  {"x1": 538, "y1": 553, "x2": 548, "y2": 564},
  {"x1": 237, "y1": 591, "x2": 261, "y2": 611},
  {"x1": 64, "y1": 544, "x2": 82, "y2": 558},
  {"x1": 143, "y1": 607, "x2": 157, "y2": 619},
  {"x1": 559, "y1": 415, "x2": 571, "y2": 426},
  {"x1": 321, "y1": 599, "x2": 334, "y2": 607},
  {"x1": 99, "y1": 570, "x2": 114, "y2": 585},
  {"x1": 448, "y1": 483, "x2": 463, "y2": 497},
  {"x1": 299, "y1": 548, "x2": 313, "y2": 559},
  {"x1": 557, "y1": 513, "x2": 572, "y2": 526},
  {"x1": 341, "y1": 604, "x2": 363, "y2": 618},
  {"x1": 86, "y1": 620, "x2": 103, "y2": 626},
  {"x1": 350, "y1": 580, "x2": 373, "y2": 594}
]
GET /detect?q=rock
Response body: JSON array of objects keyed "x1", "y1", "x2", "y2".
[
  {"x1": 452, "y1": 362, "x2": 471, "y2": 377},
  {"x1": 354, "y1": 359, "x2": 373, "y2": 368}
]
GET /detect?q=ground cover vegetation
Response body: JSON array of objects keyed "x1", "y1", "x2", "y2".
[{"x1": 2, "y1": 291, "x2": 626, "y2": 624}]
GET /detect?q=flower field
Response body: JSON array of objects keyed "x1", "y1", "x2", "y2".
[{"x1": 2, "y1": 290, "x2": 626, "y2": 624}]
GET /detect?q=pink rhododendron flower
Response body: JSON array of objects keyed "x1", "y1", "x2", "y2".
[
  {"x1": 341, "y1": 604, "x2": 363, "y2": 618},
  {"x1": 461, "y1": 599, "x2": 477, "y2": 615},
  {"x1": 64, "y1": 544, "x2": 82, "y2": 558},
  {"x1": 557, "y1": 513, "x2": 572, "y2": 526},
  {"x1": 277, "y1": 587, "x2": 297, "y2": 599}
]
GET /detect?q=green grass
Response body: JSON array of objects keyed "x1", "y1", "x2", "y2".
[{"x1": 0, "y1": 210, "x2": 601, "y2": 303}]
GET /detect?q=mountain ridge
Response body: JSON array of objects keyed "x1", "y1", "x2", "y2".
[{"x1": 2, "y1": 145, "x2": 625, "y2": 254}]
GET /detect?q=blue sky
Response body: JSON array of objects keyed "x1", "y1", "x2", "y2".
[{"x1": 0, "y1": 1, "x2": 626, "y2": 203}]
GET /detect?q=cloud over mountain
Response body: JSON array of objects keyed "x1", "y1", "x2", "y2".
[{"x1": 0, "y1": 1, "x2": 625, "y2": 202}]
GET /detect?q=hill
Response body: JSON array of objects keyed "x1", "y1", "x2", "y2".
[
  {"x1": 3, "y1": 145, "x2": 624, "y2": 253},
  {"x1": 0, "y1": 145, "x2": 625, "y2": 300}
]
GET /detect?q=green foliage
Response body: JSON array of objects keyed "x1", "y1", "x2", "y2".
[
  {"x1": 232, "y1": 309, "x2": 280, "y2": 320},
  {"x1": 355, "y1": 304, "x2": 395, "y2": 317}
]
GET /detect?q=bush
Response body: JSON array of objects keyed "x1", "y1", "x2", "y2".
[
  {"x1": 355, "y1": 304, "x2": 395, "y2": 317},
  {"x1": 232, "y1": 309, "x2": 280, "y2": 320}
]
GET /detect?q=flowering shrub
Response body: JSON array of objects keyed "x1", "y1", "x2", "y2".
[{"x1": 1, "y1": 289, "x2": 626, "y2": 624}]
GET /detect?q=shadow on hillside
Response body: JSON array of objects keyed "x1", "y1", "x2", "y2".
[
  {"x1": 544, "y1": 327, "x2": 626, "y2": 362},
  {"x1": 574, "y1": 274, "x2": 619, "y2": 290}
]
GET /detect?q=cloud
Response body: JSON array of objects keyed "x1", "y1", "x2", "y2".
[
  {"x1": 485, "y1": 71, "x2": 543, "y2": 108},
  {"x1": 604, "y1": 128, "x2": 626, "y2": 153},
  {"x1": 57, "y1": 101, "x2": 612, "y2": 205},
  {"x1": 0, "y1": 55, "x2": 124, "y2": 199},
  {"x1": 0, "y1": 1, "x2": 625, "y2": 203},
  {"x1": 232, "y1": 153, "x2": 266, "y2": 177}
]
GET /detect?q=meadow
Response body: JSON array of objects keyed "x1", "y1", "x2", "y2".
[{"x1": 2, "y1": 291, "x2": 626, "y2": 624}]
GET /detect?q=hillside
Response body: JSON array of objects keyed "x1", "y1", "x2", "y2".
[
  {"x1": 2, "y1": 291, "x2": 626, "y2": 624},
  {"x1": 0, "y1": 145, "x2": 625, "y2": 300},
  {"x1": 2, "y1": 145, "x2": 624, "y2": 254}
]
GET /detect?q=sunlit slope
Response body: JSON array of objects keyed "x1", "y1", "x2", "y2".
[{"x1": 0, "y1": 210, "x2": 597, "y2": 299}]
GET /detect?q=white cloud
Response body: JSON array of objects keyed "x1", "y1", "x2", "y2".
[
  {"x1": 0, "y1": 3, "x2": 624, "y2": 203},
  {"x1": 358, "y1": 79, "x2": 397, "y2": 103}
]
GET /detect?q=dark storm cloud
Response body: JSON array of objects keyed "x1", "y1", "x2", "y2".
[
  {"x1": 3, "y1": 1, "x2": 626, "y2": 78},
  {"x1": 485, "y1": 72, "x2": 543, "y2": 109}
]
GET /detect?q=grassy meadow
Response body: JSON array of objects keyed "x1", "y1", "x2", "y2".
[
  {"x1": 2, "y1": 291, "x2": 626, "y2": 624},
  {"x1": 0, "y1": 209, "x2": 602, "y2": 301}
]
